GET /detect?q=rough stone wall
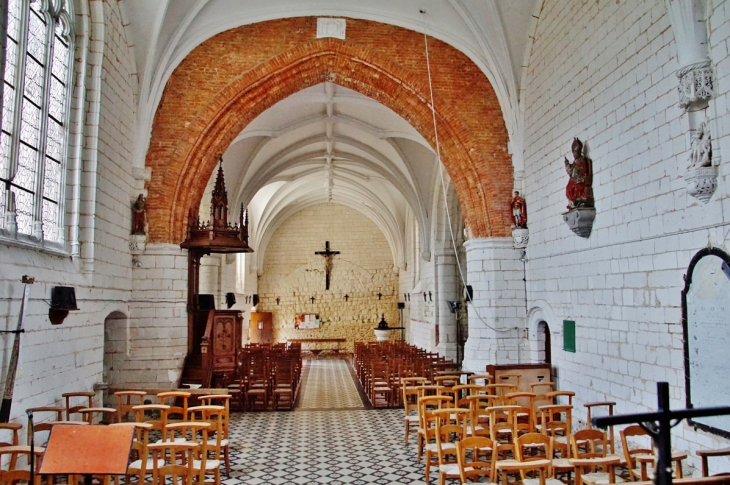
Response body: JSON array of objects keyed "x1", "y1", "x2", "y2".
[
  {"x1": 143, "y1": 18, "x2": 513, "y2": 243},
  {"x1": 258, "y1": 204, "x2": 398, "y2": 352},
  {"x1": 522, "y1": 0, "x2": 730, "y2": 471}
]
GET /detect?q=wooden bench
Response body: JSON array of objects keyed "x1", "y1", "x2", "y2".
[{"x1": 287, "y1": 338, "x2": 347, "y2": 355}]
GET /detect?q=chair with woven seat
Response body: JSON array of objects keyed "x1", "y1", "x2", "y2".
[
  {"x1": 63, "y1": 391, "x2": 95, "y2": 421},
  {"x1": 133, "y1": 404, "x2": 170, "y2": 441},
  {"x1": 539, "y1": 404, "x2": 573, "y2": 459},
  {"x1": 570, "y1": 428, "x2": 622, "y2": 485},
  {"x1": 148, "y1": 441, "x2": 199, "y2": 485},
  {"x1": 456, "y1": 435, "x2": 497, "y2": 484},
  {"x1": 511, "y1": 435, "x2": 564, "y2": 485},
  {"x1": 114, "y1": 391, "x2": 148, "y2": 423},
  {"x1": 417, "y1": 395, "x2": 453, "y2": 465},
  {"x1": 506, "y1": 391, "x2": 537, "y2": 436},
  {"x1": 620, "y1": 425, "x2": 657, "y2": 481},
  {"x1": 401, "y1": 380, "x2": 422, "y2": 444},
  {"x1": 187, "y1": 405, "x2": 224, "y2": 485},
  {"x1": 110, "y1": 422, "x2": 157, "y2": 484},
  {"x1": 468, "y1": 374, "x2": 492, "y2": 386},
  {"x1": 158, "y1": 391, "x2": 190, "y2": 422},
  {"x1": 0, "y1": 445, "x2": 45, "y2": 485},
  {"x1": 433, "y1": 407, "x2": 469, "y2": 485},
  {"x1": 487, "y1": 405, "x2": 521, "y2": 458},
  {"x1": 199, "y1": 395, "x2": 231, "y2": 477}
]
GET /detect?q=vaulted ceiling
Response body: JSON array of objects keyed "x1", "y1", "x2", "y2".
[{"x1": 122, "y1": 0, "x2": 538, "y2": 265}]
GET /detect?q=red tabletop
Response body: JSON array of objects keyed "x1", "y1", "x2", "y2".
[{"x1": 39, "y1": 425, "x2": 134, "y2": 475}]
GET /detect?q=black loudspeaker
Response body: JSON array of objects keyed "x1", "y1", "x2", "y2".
[
  {"x1": 397, "y1": 302, "x2": 405, "y2": 309},
  {"x1": 51, "y1": 286, "x2": 79, "y2": 310},
  {"x1": 225, "y1": 292, "x2": 236, "y2": 309},
  {"x1": 252, "y1": 294, "x2": 260, "y2": 307},
  {"x1": 198, "y1": 294, "x2": 215, "y2": 310}
]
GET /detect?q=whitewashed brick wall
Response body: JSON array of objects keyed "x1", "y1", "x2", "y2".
[
  {"x1": 522, "y1": 0, "x2": 730, "y2": 472},
  {"x1": 0, "y1": 0, "x2": 137, "y2": 427}
]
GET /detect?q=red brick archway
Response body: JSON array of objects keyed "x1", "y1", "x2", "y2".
[{"x1": 145, "y1": 18, "x2": 513, "y2": 243}]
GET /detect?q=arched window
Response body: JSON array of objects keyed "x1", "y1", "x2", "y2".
[{"x1": 0, "y1": 0, "x2": 73, "y2": 246}]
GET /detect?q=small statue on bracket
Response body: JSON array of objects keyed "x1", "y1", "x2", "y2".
[
  {"x1": 685, "y1": 121, "x2": 717, "y2": 204},
  {"x1": 131, "y1": 194, "x2": 147, "y2": 235},
  {"x1": 688, "y1": 121, "x2": 712, "y2": 170},
  {"x1": 510, "y1": 191, "x2": 527, "y2": 228},
  {"x1": 562, "y1": 138, "x2": 596, "y2": 238},
  {"x1": 564, "y1": 138, "x2": 594, "y2": 209}
]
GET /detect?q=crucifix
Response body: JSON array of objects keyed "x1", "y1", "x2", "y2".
[
  {"x1": 592, "y1": 382, "x2": 730, "y2": 485},
  {"x1": 315, "y1": 241, "x2": 340, "y2": 290}
]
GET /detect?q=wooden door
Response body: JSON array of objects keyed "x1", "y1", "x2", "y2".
[{"x1": 250, "y1": 312, "x2": 273, "y2": 344}]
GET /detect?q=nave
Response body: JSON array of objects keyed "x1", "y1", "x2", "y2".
[{"x1": 227, "y1": 357, "x2": 425, "y2": 484}]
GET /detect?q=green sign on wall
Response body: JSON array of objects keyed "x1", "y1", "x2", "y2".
[{"x1": 563, "y1": 320, "x2": 576, "y2": 352}]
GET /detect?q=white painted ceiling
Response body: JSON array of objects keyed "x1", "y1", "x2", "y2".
[{"x1": 121, "y1": 0, "x2": 538, "y2": 267}]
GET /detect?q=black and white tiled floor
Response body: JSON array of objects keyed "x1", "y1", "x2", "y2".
[{"x1": 226, "y1": 358, "x2": 428, "y2": 484}]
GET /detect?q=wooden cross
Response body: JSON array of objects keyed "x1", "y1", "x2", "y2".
[
  {"x1": 310, "y1": 296, "x2": 315, "y2": 304},
  {"x1": 344, "y1": 294, "x2": 349, "y2": 302},
  {"x1": 315, "y1": 241, "x2": 340, "y2": 290},
  {"x1": 592, "y1": 382, "x2": 730, "y2": 485}
]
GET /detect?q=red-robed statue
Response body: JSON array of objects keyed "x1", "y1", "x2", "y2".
[{"x1": 564, "y1": 138, "x2": 594, "y2": 210}]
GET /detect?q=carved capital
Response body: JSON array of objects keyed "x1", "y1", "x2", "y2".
[{"x1": 677, "y1": 61, "x2": 715, "y2": 110}]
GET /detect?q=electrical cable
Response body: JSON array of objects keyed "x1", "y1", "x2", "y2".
[{"x1": 420, "y1": 12, "x2": 516, "y2": 334}]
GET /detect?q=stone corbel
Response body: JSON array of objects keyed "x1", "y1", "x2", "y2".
[{"x1": 677, "y1": 61, "x2": 714, "y2": 111}]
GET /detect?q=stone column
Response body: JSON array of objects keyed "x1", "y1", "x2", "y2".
[
  {"x1": 122, "y1": 243, "x2": 189, "y2": 388},
  {"x1": 461, "y1": 237, "x2": 525, "y2": 372},
  {"x1": 434, "y1": 248, "x2": 458, "y2": 360}
]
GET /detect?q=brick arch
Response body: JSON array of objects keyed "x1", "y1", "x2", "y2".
[{"x1": 145, "y1": 18, "x2": 513, "y2": 243}]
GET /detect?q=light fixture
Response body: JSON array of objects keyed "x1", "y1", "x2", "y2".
[{"x1": 49, "y1": 286, "x2": 79, "y2": 325}]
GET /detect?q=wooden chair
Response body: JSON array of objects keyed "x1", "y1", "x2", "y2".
[
  {"x1": 0, "y1": 445, "x2": 45, "y2": 485},
  {"x1": 570, "y1": 429, "x2": 621, "y2": 485},
  {"x1": 417, "y1": 395, "x2": 453, "y2": 465},
  {"x1": 496, "y1": 458, "x2": 554, "y2": 485},
  {"x1": 0, "y1": 423, "x2": 23, "y2": 469},
  {"x1": 547, "y1": 390, "x2": 575, "y2": 406},
  {"x1": 110, "y1": 422, "x2": 156, "y2": 484},
  {"x1": 26, "y1": 407, "x2": 65, "y2": 447},
  {"x1": 514, "y1": 432, "x2": 557, "y2": 480},
  {"x1": 456, "y1": 436, "x2": 497, "y2": 484},
  {"x1": 79, "y1": 407, "x2": 116, "y2": 424},
  {"x1": 62, "y1": 391, "x2": 95, "y2": 420},
  {"x1": 133, "y1": 404, "x2": 170, "y2": 439},
  {"x1": 401, "y1": 380, "x2": 421, "y2": 444},
  {"x1": 507, "y1": 391, "x2": 537, "y2": 435},
  {"x1": 620, "y1": 425, "x2": 654, "y2": 481},
  {"x1": 114, "y1": 391, "x2": 148, "y2": 423},
  {"x1": 468, "y1": 374, "x2": 492, "y2": 386},
  {"x1": 433, "y1": 407, "x2": 469, "y2": 485},
  {"x1": 199, "y1": 395, "x2": 231, "y2": 477},
  {"x1": 487, "y1": 405, "x2": 521, "y2": 458},
  {"x1": 584, "y1": 401, "x2": 618, "y2": 455},
  {"x1": 158, "y1": 391, "x2": 191, "y2": 422},
  {"x1": 148, "y1": 442, "x2": 198, "y2": 485},
  {"x1": 485, "y1": 384, "x2": 518, "y2": 404},
  {"x1": 539, "y1": 404, "x2": 573, "y2": 458},
  {"x1": 188, "y1": 405, "x2": 224, "y2": 485},
  {"x1": 466, "y1": 395, "x2": 496, "y2": 438},
  {"x1": 697, "y1": 447, "x2": 730, "y2": 477}
]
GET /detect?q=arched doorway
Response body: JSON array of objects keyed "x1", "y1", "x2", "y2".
[{"x1": 537, "y1": 320, "x2": 551, "y2": 364}]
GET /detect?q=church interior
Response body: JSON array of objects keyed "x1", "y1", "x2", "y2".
[{"x1": 1, "y1": 0, "x2": 730, "y2": 483}]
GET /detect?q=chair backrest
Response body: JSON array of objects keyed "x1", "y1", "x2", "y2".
[
  {"x1": 62, "y1": 391, "x2": 95, "y2": 420},
  {"x1": 79, "y1": 407, "x2": 116, "y2": 424},
  {"x1": 0, "y1": 445, "x2": 44, "y2": 484},
  {"x1": 26, "y1": 407, "x2": 65, "y2": 446},
  {"x1": 538, "y1": 404, "x2": 572, "y2": 437},
  {"x1": 487, "y1": 405, "x2": 520, "y2": 443},
  {"x1": 433, "y1": 408, "x2": 469, "y2": 464},
  {"x1": 620, "y1": 424, "x2": 653, "y2": 481},
  {"x1": 571, "y1": 428, "x2": 609, "y2": 459},
  {"x1": 133, "y1": 404, "x2": 170, "y2": 433},
  {"x1": 199, "y1": 395, "x2": 231, "y2": 437},
  {"x1": 584, "y1": 401, "x2": 616, "y2": 453},
  {"x1": 187, "y1": 405, "x2": 224, "y2": 459},
  {"x1": 506, "y1": 392, "x2": 537, "y2": 434},
  {"x1": 114, "y1": 391, "x2": 147, "y2": 423},
  {"x1": 467, "y1": 374, "x2": 492, "y2": 386},
  {"x1": 484, "y1": 384, "x2": 518, "y2": 403},
  {"x1": 0, "y1": 423, "x2": 22, "y2": 448},
  {"x1": 515, "y1": 432, "x2": 555, "y2": 480},
  {"x1": 457, "y1": 436, "x2": 496, "y2": 483},
  {"x1": 110, "y1": 422, "x2": 153, "y2": 477},
  {"x1": 148, "y1": 442, "x2": 198, "y2": 485},
  {"x1": 547, "y1": 390, "x2": 575, "y2": 406},
  {"x1": 158, "y1": 392, "x2": 191, "y2": 421}
]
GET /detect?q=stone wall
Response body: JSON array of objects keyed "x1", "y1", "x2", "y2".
[
  {"x1": 521, "y1": 0, "x2": 730, "y2": 472},
  {"x1": 258, "y1": 203, "x2": 399, "y2": 351}
]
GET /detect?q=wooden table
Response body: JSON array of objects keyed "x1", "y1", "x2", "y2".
[{"x1": 287, "y1": 338, "x2": 346, "y2": 355}]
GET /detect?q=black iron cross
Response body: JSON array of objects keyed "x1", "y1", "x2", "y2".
[
  {"x1": 315, "y1": 241, "x2": 340, "y2": 290},
  {"x1": 593, "y1": 382, "x2": 730, "y2": 485}
]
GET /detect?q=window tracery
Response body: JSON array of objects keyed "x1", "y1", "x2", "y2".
[{"x1": 0, "y1": 0, "x2": 73, "y2": 246}]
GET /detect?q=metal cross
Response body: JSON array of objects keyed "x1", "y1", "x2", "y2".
[
  {"x1": 592, "y1": 382, "x2": 730, "y2": 485},
  {"x1": 314, "y1": 241, "x2": 340, "y2": 290}
]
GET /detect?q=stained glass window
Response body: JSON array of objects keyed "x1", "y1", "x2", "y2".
[{"x1": 0, "y1": 0, "x2": 73, "y2": 245}]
